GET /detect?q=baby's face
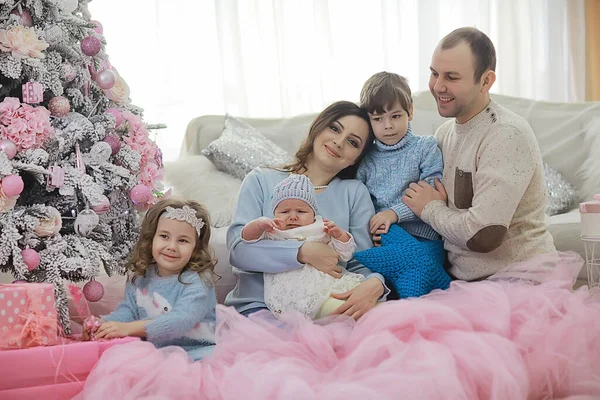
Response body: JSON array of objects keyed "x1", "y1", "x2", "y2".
[{"x1": 273, "y1": 199, "x2": 315, "y2": 230}]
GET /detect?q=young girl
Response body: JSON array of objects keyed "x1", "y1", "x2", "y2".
[
  {"x1": 242, "y1": 174, "x2": 365, "y2": 319},
  {"x1": 86, "y1": 198, "x2": 218, "y2": 361}
]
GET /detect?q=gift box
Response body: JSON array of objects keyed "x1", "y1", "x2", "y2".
[
  {"x1": 21, "y1": 82, "x2": 44, "y2": 104},
  {"x1": 0, "y1": 283, "x2": 58, "y2": 349},
  {"x1": 0, "y1": 337, "x2": 139, "y2": 400},
  {"x1": 580, "y1": 194, "x2": 600, "y2": 239}
]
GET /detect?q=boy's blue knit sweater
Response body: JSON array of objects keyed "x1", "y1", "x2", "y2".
[{"x1": 356, "y1": 124, "x2": 443, "y2": 241}]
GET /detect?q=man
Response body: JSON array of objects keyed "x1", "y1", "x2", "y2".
[{"x1": 403, "y1": 27, "x2": 555, "y2": 281}]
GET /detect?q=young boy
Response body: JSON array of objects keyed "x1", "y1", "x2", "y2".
[
  {"x1": 242, "y1": 174, "x2": 364, "y2": 319},
  {"x1": 354, "y1": 71, "x2": 452, "y2": 298}
]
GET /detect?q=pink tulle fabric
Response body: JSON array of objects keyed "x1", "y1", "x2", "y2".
[{"x1": 76, "y1": 251, "x2": 600, "y2": 399}]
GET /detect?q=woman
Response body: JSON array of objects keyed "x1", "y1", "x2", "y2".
[{"x1": 225, "y1": 101, "x2": 389, "y2": 320}]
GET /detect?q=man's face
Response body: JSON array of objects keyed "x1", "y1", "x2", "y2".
[{"x1": 428, "y1": 41, "x2": 487, "y2": 124}]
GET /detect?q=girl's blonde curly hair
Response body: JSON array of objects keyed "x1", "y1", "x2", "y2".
[{"x1": 128, "y1": 198, "x2": 217, "y2": 285}]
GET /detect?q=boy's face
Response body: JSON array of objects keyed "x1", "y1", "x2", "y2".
[
  {"x1": 273, "y1": 199, "x2": 315, "y2": 230},
  {"x1": 368, "y1": 102, "x2": 413, "y2": 146}
]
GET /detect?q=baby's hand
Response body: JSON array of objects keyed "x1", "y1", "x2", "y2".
[
  {"x1": 369, "y1": 210, "x2": 398, "y2": 234},
  {"x1": 324, "y1": 220, "x2": 350, "y2": 242},
  {"x1": 256, "y1": 217, "x2": 283, "y2": 233}
]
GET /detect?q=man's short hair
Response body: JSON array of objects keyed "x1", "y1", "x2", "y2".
[
  {"x1": 360, "y1": 72, "x2": 412, "y2": 116},
  {"x1": 440, "y1": 27, "x2": 496, "y2": 82}
]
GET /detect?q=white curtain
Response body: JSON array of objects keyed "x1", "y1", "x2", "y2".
[{"x1": 88, "y1": 0, "x2": 586, "y2": 162}]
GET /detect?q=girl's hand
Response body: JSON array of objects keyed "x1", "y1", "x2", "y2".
[
  {"x1": 369, "y1": 210, "x2": 398, "y2": 234},
  {"x1": 298, "y1": 241, "x2": 342, "y2": 278},
  {"x1": 323, "y1": 219, "x2": 350, "y2": 242},
  {"x1": 329, "y1": 277, "x2": 384, "y2": 320},
  {"x1": 82, "y1": 316, "x2": 102, "y2": 340},
  {"x1": 94, "y1": 321, "x2": 131, "y2": 339}
]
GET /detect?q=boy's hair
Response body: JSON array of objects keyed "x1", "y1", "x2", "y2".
[
  {"x1": 360, "y1": 72, "x2": 413, "y2": 116},
  {"x1": 279, "y1": 100, "x2": 374, "y2": 179},
  {"x1": 128, "y1": 197, "x2": 217, "y2": 285},
  {"x1": 440, "y1": 27, "x2": 496, "y2": 82}
]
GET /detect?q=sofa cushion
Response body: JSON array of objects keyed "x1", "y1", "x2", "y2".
[
  {"x1": 544, "y1": 163, "x2": 579, "y2": 216},
  {"x1": 201, "y1": 115, "x2": 292, "y2": 180},
  {"x1": 164, "y1": 155, "x2": 241, "y2": 228}
]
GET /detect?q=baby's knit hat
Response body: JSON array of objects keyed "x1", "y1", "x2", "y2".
[{"x1": 272, "y1": 174, "x2": 318, "y2": 215}]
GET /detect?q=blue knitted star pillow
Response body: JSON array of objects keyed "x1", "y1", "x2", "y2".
[{"x1": 354, "y1": 224, "x2": 451, "y2": 298}]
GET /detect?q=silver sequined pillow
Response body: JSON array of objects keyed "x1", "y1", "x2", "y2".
[
  {"x1": 202, "y1": 115, "x2": 293, "y2": 180},
  {"x1": 544, "y1": 163, "x2": 579, "y2": 216}
]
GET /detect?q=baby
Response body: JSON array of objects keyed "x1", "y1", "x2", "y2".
[{"x1": 241, "y1": 174, "x2": 364, "y2": 319}]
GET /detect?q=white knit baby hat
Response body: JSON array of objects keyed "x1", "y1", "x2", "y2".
[{"x1": 271, "y1": 174, "x2": 318, "y2": 215}]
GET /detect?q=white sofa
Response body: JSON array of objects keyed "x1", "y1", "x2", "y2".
[{"x1": 167, "y1": 92, "x2": 600, "y2": 301}]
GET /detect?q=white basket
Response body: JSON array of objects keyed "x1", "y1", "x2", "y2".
[{"x1": 582, "y1": 237, "x2": 600, "y2": 287}]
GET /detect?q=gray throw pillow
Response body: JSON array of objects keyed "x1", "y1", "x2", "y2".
[
  {"x1": 202, "y1": 115, "x2": 292, "y2": 180},
  {"x1": 544, "y1": 163, "x2": 579, "y2": 216}
]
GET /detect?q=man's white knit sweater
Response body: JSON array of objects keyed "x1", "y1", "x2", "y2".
[{"x1": 422, "y1": 99, "x2": 555, "y2": 280}]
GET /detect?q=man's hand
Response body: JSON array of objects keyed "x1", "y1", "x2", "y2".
[
  {"x1": 369, "y1": 210, "x2": 398, "y2": 234},
  {"x1": 403, "y1": 178, "x2": 447, "y2": 217}
]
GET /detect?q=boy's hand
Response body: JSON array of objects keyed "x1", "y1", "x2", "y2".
[
  {"x1": 369, "y1": 210, "x2": 398, "y2": 234},
  {"x1": 94, "y1": 321, "x2": 131, "y2": 340},
  {"x1": 323, "y1": 219, "x2": 350, "y2": 242}
]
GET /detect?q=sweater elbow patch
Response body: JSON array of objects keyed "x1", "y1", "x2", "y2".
[{"x1": 467, "y1": 225, "x2": 507, "y2": 253}]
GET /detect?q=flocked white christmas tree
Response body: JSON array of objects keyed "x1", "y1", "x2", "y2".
[{"x1": 0, "y1": 0, "x2": 166, "y2": 334}]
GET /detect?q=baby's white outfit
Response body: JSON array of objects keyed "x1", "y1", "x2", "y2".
[{"x1": 245, "y1": 216, "x2": 364, "y2": 319}]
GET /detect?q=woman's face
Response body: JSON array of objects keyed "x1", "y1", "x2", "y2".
[{"x1": 310, "y1": 115, "x2": 370, "y2": 173}]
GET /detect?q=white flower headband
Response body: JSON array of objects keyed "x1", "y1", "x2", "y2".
[{"x1": 161, "y1": 205, "x2": 205, "y2": 236}]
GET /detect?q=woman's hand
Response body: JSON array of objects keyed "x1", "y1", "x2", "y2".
[
  {"x1": 298, "y1": 241, "x2": 342, "y2": 278},
  {"x1": 329, "y1": 277, "x2": 384, "y2": 319}
]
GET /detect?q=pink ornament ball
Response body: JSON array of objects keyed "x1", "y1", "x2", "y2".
[
  {"x1": 0, "y1": 139, "x2": 17, "y2": 160},
  {"x1": 11, "y1": 9, "x2": 33, "y2": 27},
  {"x1": 104, "y1": 108, "x2": 124, "y2": 128},
  {"x1": 103, "y1": 135, "x2": 121, "y2": 155},
  {"x1": 83, "y1": 280, "x2": 104, "y2": 302},
  {"x1": 130, "y1": 184, "x2": 153, "y2": 205},
  {"x1": 21, "y1": 248, "x2": 40, "y2": 271},
  {"x1": 90, "y1": 20, "x2": 103, "y2": 34},
  {"x1": 1, "y1": 174, "x2": 24, "y2": 197},
  {"x1": 96, "y1": 69, "x2": 116, "y2": 90},
  {"x1": 80, "y1": 35, "x2": 101, "y2": 57},
  {"x1": 48, "y1": 96, "x2": 71, "y2": 117},
  {"x1": 91, "y1": 195, "x2": 110, "y2": 214}
]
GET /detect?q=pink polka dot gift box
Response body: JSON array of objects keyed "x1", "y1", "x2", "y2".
[{"x1": 0, "y1": 283, "x2": 58, "y2": 349}]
